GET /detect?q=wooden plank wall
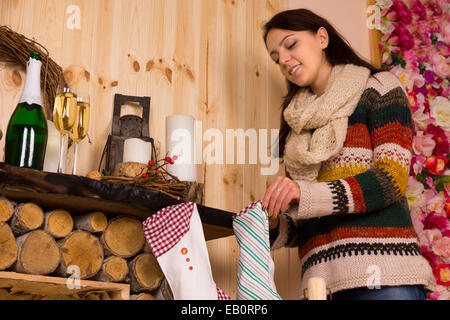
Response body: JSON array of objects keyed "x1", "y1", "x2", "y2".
[{"x1": 0, "y1": 0, "x2": 305, "y2": 299}]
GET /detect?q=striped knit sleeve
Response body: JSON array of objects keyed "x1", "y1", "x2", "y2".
[{"x1": 295, "y1": 72, "x2": 413, "y2": 219}]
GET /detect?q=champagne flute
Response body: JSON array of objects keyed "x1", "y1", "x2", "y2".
[
  {"x1": 71, "y1": 94, "x2": 90, "y2": 175},
  {"x1": 53, "y1": 86, "x2": 77, "y2": 173}
]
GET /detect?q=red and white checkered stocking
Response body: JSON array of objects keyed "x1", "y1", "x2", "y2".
[{"x1": 143, "y1": 202, "x2": 230, "y2": 300}]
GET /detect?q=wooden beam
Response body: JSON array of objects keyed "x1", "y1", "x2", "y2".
[{"x1": 367, "y1": 0, "x2": 383, "y2": 68}]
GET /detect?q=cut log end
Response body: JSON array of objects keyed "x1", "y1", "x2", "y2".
[
  {"x1": 0, "y1": 222, "x2": 18, "y2": 270},
  {"x1": 58, "y1": 231, "x2": 104, "y2": 279},
  {"x1": 128, "y1": 253, "x2": 164, "y2": 292},
  {"x1": 15, "y1": 230, "x2": 60, "y2": 275},
  {"x1": 93, "y1": 256, "x2": 128, "y2": 282},
  {"x1": 102, "y1": 216, "x2": 145, "y2": 258},
  {"x1": 0, "y1": 197, "x2": 15, "y2": 222},
  {"x1": 89, "y1": 212, "x2": 108, "y2": 232},
  {"x1": 44, "y1": 209, "x2": 74, "y2": 238},
  {"x1": 104, "y1": 256, "x2": 128, "y2": 282},
  {"x1": 11, "y1": 203, "x2": 44, "y2": 236},
  {"x1": 74, "y1": 211, "x2": 108, "y2": 233}
]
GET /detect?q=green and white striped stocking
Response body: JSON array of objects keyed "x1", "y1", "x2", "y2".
[{"x1": 233, "y1": 201, "x2": 282, "y2": 300}]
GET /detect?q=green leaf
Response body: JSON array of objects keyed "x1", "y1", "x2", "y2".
[
  {"x1": 430, "y1": 34, "x2": 438, "y2": 45},
  {"x1": 419, "y1": 64, "x2": 426, "y2": 75},
  {"x1": 435, "y1": 175, "x2": 450, "y2": 192},
  {"x1": 391, "y1": 52, "x2": 406, "y2": 68},
  {"x1": 415, "y1": 172, "x2": 429, "y2": 188}
]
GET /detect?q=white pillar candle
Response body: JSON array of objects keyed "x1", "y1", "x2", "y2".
[
  {"x1": 123, "y1": 138, "x2": 152, "y2": 164},
  {"x1": 307, "y1": 277, "x2": 327, "y2": 300},
  {"x1": 165, "y1": 114, "x2": 197, "y2": 182},
  {"x1": 44, "y1": 120, "x2": 68, "y2": 173}
]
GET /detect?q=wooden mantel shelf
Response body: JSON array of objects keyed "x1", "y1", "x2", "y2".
[{"x1": 0, "y1": 163, "x2": 234, "y2": 241}]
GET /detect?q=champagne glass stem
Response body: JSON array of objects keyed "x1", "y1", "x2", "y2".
[
  {"x1": 72, "y1": 142, "x2": 78, "y2": 175},
  {"x1": 57, "y1": 133, "x2": 65, "y2": 173}
]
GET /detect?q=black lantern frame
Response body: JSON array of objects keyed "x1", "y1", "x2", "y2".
[{"x1": 99, "y1": 93, "x2": 156, "y2": 176}]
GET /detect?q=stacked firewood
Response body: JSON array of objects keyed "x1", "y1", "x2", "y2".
[{"x1": 0, "y1": 196, "x2": 171, "y2": 300}]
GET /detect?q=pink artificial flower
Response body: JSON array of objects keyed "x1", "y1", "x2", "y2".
[
  {"x1": 426, "y1": 176, "x2": 438, "y2": 194},
  {"x1": 428, "y1": 284, "x2": 450, "y2": 300},
  {"x1": 388, "y1": 35, "x2": 399, "y2": 46},
  {"x1": 432, "y1": 237, "x2": 450, "y2": 264},
  {"x1": 441, "y1": 19, "x2": 450, "y2": 45},
  {"x1": 421, "y1": 245, "x2": 438, "y2": 269},
  {"x1": 434, "y1": 285, "x2": 450, "y2": 299},
  {"x1": 425, "y1": 156, "x2": 448, "y2": 175},
  {"x1": 412, "y1": 105, "x2": 431, "y2": 132},
  {"x1": 400, "y1": 68, "x2": 425, "y2": 93},
  {"x1": 425, "y1": 124, "x2": 450, "y2": 156},
  {"x1": 435, "y1": 41, "x2": 450, "y2": 57},
  {"x1": 427, "y1": 0, "x2": 443, "y2": 17},
  {"x1": 414, "y1": 46, "x2": 430, "y2": 63},
  {"x1": 411, "y1": 0, "x2": 427, "y2": 20},
  {"x1": 396, "y1": 24, "x2": 415, "y2": 50},
  {"x1": 403, "y1": 49, "x2": 416, "y2": 63},
  {"x1": 431, "y1": 53, "x2": 449, "y2": 80},
  {"x1": 416, "y1": 92, "x2": 426, "y2": 108},
  {"x1": 419, "y1": 228, "x2": 442, "y2": 247},
  {"x1": 445, "y1": 197, "x2": 450, "y2": 219},
  {"x1": 413, "y1": 131, "x2": 436, "y2": 157},
  {"x1": 407, "y1": 176, "x2": 427, "y2": 209},
  {"x1": 393, "y1": 0, "x2": 413, "y2": 24},
  {"x1": 410, "y1": 207, "x2": 424, "y2": 235},
  {"x1": 423, "y1": 189, "x2": 436, "y2": 202},
  {"x1": 429, "y1": 19, "x2": 442, "y2": 34},
  {"x1": 423, "y1": 212, "x2": 450, "y2": 232},
  {"x1": 411, "y1": 155, "x2": 426, "y2": 176},
  {"x1": 383, "y1": 8, "x2": 396, "y2": 20},
  {"x1": 381, "y1": 33, "x2": 390, "y2": 42},
  {"x1": 405, "y1": 176, "x2": 426, "y2": 210},
  {"x1": 425, "y1": 191, "x2": 446, "y2": 214}
]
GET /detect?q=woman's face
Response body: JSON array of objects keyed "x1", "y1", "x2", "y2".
[{"x1": 266, "y1": 28, "x2": 330, "y2": 91}]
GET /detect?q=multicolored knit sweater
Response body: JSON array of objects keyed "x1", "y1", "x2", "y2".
[{"x1": 271, "y1": 71, "x2": 436, "y2": 298}]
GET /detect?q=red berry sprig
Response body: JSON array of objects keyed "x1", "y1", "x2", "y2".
[
  {"x1": 165, "y1": 156, "x2": 174, "y2": 165},
  {"x1": 140, "y1": 154, "x2": 177, "y2": 180}
]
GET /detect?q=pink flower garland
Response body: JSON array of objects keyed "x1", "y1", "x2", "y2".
[{"x1": 378, "y1": 0, "x2": 450, "y2": 299}]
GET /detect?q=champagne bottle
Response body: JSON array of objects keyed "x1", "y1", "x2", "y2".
[{"x1": 4, "y1": 51, "x2": 48, "y2": 170}]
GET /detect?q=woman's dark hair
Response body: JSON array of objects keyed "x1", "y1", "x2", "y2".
[{"x1": 263, "y1": 8, "x2": 383, "y2": 158}]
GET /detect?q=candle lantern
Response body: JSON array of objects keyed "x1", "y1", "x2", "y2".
[{"x1": 99, "y1": 94, "x2": 155, "y2": 176}]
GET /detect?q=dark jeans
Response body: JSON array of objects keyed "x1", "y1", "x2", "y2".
[{"x1": 332, "y1": 285, "x2": 427, "y2": 300}]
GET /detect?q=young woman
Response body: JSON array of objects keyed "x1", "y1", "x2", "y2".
[{"x1": 261, "y1": 8, "x2": 436, "y2": 300}]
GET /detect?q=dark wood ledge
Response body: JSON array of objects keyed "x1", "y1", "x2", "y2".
[{"x1": 0, "y1": 163, "x2": 234, "y2": 241}]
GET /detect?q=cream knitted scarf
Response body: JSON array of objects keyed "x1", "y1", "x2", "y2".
[{"x1": 283, "y1": 64, "x2": 371, "y2": 182}]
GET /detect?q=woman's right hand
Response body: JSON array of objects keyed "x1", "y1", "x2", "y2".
[{"x1": 263, "y1": 176, "x2": 300, "y2": 231}]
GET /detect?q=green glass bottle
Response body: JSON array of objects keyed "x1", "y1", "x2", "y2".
[{"x1": 4, "y1": 51, "x2": 48, "y2": 170}]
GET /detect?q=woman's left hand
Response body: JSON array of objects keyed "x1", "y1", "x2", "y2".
[{"x1": 262, "y1": 176, "x2": 300, "y2": 220}]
